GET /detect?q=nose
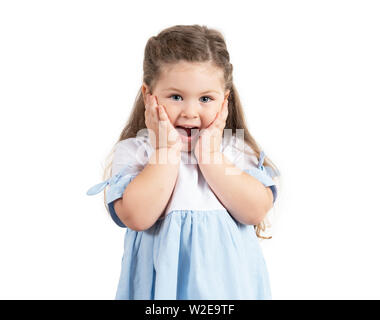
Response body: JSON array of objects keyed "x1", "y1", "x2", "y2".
[{"x1": 180, "y1": 101, "x2": 199, "y2": 119}]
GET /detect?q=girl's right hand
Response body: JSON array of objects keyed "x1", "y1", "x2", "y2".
[{"x1": 144, "y1": 93, "x2": 182, "y2": 152}]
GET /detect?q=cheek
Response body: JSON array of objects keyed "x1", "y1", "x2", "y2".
[
  {"x1": 164, "y1": 105, "x2": 180, "y2": 122},
  {"x1": 201, "y1": 109, "x2": 218, "y2": 127}
]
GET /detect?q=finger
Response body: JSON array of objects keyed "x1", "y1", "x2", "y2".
[
  {"x1": 211, "y1": 100, "x2": 226, "y2": 124},
  {"x1": 154, "y1": 95, "x2": 159, "y2": 107},
  {"x1": 145, "y1": 93, "x2": 151, "y2": 110},
  {"x1": 206, "y1": 111, "x2": 219, "y2": 129},
  {"x1": 152, "y1": 96, "x2": 161, "y2": 120},
  {"x1": 145, "y1": 93, "x2": 158, "y2": 109},
  {"x1": 147, "y1": 95, "x2": 159, "y2": 119},
  {"x1": 214, "y1": 99, "x2": 228, "y2": 128},
  {"x1": 146, "y1": 94, "x2": 155, "y2": 116},
  {"x1": 157, "y1": 105, "x2": 168, "y2": 121},
  {"x1": 218, "y1": 99, "x2": 228, "y2": 119},
  {"x1": 223, "y1": 99, "x2": 229, "y2": 119},
  {"x1": 153, "y1": 105, "x2": 160, "y2": 121}
]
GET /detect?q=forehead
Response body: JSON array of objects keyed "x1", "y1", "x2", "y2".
[{"x1": 156, "y1": 61, "x2": 225, "y2": 93}]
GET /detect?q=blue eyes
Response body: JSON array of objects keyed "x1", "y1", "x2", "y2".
[{"x1": 170, "y1": 95, "x2": 214, "y2": 103}]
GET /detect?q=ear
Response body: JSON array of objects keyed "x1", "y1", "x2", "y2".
[{"x1": 141, "y1": 83, "x2": 150, "y2": 104}]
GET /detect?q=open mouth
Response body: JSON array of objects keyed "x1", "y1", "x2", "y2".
[{"x1": 175, "y1": 126, "x2": 200, "y2": 137}]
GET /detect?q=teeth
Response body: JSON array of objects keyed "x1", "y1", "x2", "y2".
[{"x1": 177, "y1": 126, "x2": 198, "y2": 129}]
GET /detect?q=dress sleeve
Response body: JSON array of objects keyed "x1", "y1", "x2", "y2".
[
  {"x1": 228, "y1": 137, "x2": 279, "y2": 204},
  {"x1": 86, "y1": 137, "x2": 151, "y2": 227}
]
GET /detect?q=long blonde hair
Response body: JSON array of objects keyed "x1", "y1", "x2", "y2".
[{"x1": 102, "y1": 24, "x2": 281, "y2": 239}]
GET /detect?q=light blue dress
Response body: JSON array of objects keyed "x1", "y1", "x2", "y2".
[{"x1": 87, "y1": 130, "x2": 278, "y2": 300}]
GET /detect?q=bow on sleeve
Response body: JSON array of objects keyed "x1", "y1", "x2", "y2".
[
  {"x1": 243, "y1": 150, "x2": 280, "y2": 204},
  {"x1": 258, "y1": 150, "x2": 280, "y2": 178},
  {"x1": 86, "y1": 164, "x2": 138, "y2": 196}
]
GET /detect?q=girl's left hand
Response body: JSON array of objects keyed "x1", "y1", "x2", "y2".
[{"x1": 194, "y1": 98, "x2": 229, "y2": 163}]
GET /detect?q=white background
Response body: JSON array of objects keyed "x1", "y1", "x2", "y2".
[{"x1": 1, "y1": 0, "x2": 379, "y2": 299}]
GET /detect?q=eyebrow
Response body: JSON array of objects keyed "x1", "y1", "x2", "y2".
[{"x1": 163, "y1": 87, "x2": 220, "y2": 95}]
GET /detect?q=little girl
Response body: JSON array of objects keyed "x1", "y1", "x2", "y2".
[{"x1": 87, "y1": 24, "x2": 280, "y2": 300}]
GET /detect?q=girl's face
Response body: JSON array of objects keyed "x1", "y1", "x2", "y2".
[{"x1": 142, "y1": 61, "x2": 230, "y2": 152}]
